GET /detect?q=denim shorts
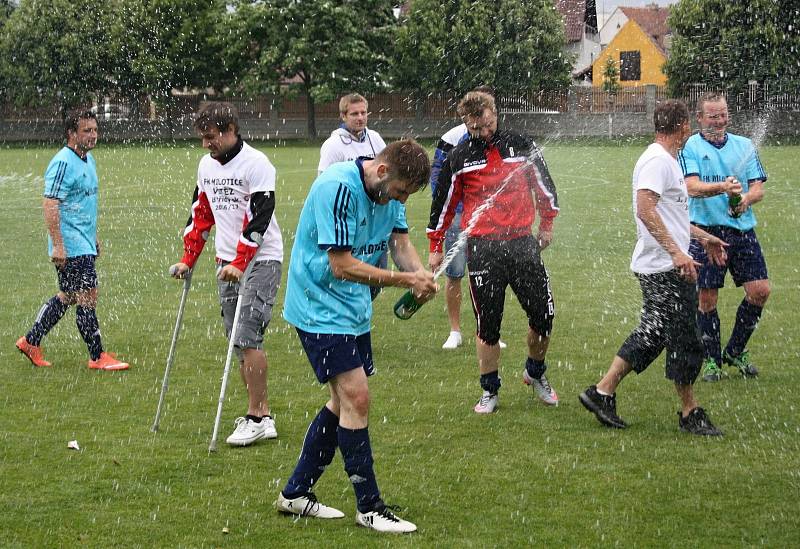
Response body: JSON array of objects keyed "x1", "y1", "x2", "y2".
[{"x1": 443, "y1": 211, "x2": 467, "y2": 279}]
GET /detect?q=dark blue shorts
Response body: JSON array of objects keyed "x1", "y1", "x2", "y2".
[
  {"x1": 295, "y1": 328, "x2": 375, "y2": 384},
  {"x1": 689, "y1": 226, "x2": 768, "y2": 289},
  {"x1": 56, "y1": 255, "x2": 98, "y2": 293}
]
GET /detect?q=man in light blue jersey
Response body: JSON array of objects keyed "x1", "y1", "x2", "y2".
[
  {"x1": 678, "y1": 92, "x2": 769, "y2": 382},
  {"x1": 277, "y1": 139, "x2": 437, "y2": 534},
  {"x1": 16, "y1": 110, "x2": 129, "y2": 371}
]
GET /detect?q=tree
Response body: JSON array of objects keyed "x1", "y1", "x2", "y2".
[
  {"x1": 0, "y1": 0, "x2": 14, "y2": 27},
  {"x1": 0, "y1": 0, "x2": 230, "y2": 117},
  {"x1": 665, "y1": 0, "x2": 800, "y2": 97},
  {"x1": 602, "y1": 56, "x2": 621, "y2": 94},
  {"x1": 392, "y1": 0, "x2": 571, "y2": 100},
  {"x1": 111, "y1": 0, "x2": 230, "y2": 113},
  {"x1": 0, "y1": 0, "x2": 116, "y2": 113},
  {"x1": 227, "y1": 0, "x2": 397, "y2": 137}
]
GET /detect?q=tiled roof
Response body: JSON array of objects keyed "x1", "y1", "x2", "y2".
[
  {"x1": 556, "y1": 0, "x2": 587, "y2": 43},
  {"x1": 620, "y1": 5, "x2": 671, "y2": 51}
]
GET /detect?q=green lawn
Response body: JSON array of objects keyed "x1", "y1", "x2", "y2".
[{"x1": 1, "y1": 140, "x2": 798, "y2": 547}]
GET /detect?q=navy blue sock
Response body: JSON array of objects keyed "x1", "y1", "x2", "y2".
[
  {"x1": 76, "y1": 306, "x2": 103, "y2": 361},
  {"x1": 26, "y1": 296, "x2": 69, "y2": 346},
  {"x1": 479, "y1": 370, "x2": 501, "y2": 394},
  {"x1": 697, "y1": 309, "x2": 722, "y2": 364},
  {"x1": 283, "y1": 406, "x2": 339, "y2": 498},
  {"x1": 245, "y1": 414, "x2": 262, "y2": 423},
  {"x1": 725, "y1": 300, "x2": 763, "y2": 358},
  {"x1": 525, "y1": 357, "x2": 547, "y2": 379},
  {"x1": 338, "y1": 426, "x2": 381, "y2": 513}
]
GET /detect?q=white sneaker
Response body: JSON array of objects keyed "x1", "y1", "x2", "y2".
[
  {"x1": 498, "y1": 340, "x2": 507, "y2": 349},
  {"x1": 226, "y1": 417, "x2": 268, "y2": 446},
  {"x1": 473, "y1": 390, "x2": 498, "y2": 414},
  {"x1": 522, "y1": 369, "x2": 559, "y2": 406},
  {"x1": 262, "y1": 416, "x2": 278, "y2": 439},
  {"x1": 356, "y1": 506, "x2": 416, "y2": 533},
  {"x1": 277, "y1": 492, "x2": 344, "y2": 519},
  {"x1": 442, "y1": 331, "x2": 462, "y2": 349}
]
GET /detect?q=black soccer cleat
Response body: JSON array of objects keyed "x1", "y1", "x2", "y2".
[
  {"x1": 678, "y1": 407, "x2": 723, "y2": 437},
  {"x1": 722, "y1": 349, "x2": 759, "y2": 378},
  {"x1": 579, "y1": 385, "x2": 627, "y2": 429}
]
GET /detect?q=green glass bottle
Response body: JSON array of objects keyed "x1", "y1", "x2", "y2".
[
  {"x1": 393, "y1": 290, "x2": 423, "y2": 320},
  {"x1": 728, "y1": 193, "x2": 742, "y2": 218}
]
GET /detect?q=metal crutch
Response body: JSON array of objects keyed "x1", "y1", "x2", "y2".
[
  {"x1": 151, "y1": 267, "x2": 193, "y2": 432},
  {"x1": 209, "y1": 233, "x2": 264, "y2": 452}
]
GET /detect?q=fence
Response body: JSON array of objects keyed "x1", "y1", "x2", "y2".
[
  {"x1": 3, "y1": 85, "x2": 799, "y2": 141},
  {"x1": 4, "y1": 85, "x2": 799, "y2": 123}
]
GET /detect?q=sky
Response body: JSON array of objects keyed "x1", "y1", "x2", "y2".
[{"x1": 597, "y1": 0, "x2": 677, "y2": 19}]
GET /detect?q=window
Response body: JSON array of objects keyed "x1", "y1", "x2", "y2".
[{"x1": 620, "y1": 51, "x2": 641, "y2": 81}]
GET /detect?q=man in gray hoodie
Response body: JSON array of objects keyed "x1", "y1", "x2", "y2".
[
  {"x1": 319, "y1": 93, "x2": 388, "y2": 296},
  {"x1": 318, "y1": 93, "x2": 386, "y2": 173}
]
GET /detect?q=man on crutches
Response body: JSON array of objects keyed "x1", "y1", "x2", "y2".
[{"x1": 169, "y1": 101, "x2": 283, "y2": 447}]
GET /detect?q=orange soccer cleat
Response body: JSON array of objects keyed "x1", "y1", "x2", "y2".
[
  {"x1": 16, "y1": 336, "x2": 52, "y2": 368},
  {"x1": 88, "y1": 351, "x2": 129, "y2": 371}
]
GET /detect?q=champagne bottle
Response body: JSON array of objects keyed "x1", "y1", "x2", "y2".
[
  {"x1": 728, "y1": 193, "x2": 742, "y2": 218},
  {"x1": 393, "y1": 290, "x2": 423, "y2": 320}
]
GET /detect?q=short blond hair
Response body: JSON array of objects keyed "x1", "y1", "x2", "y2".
[{"x1": 339, "y1": 93, "x2": 368, "y2": 115}]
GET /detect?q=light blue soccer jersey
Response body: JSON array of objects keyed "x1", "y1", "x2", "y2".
[
  {"x1": 283, "y1": 160, "x2": 408, "y2": 335},
  {"x1": 43, "y1": 147, "x2": 99, "y2": 257},
  {"x1": 678, "y1": 133, "x2": 767, "y2": 231}
]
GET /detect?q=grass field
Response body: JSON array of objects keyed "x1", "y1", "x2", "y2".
[{"x1": 1, "y1": 139, "x2": 798, "y2": 547}]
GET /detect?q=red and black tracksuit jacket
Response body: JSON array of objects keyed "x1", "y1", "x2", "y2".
[{"x1": 427, "y1": 128, "x2": 559, "y2": 253}]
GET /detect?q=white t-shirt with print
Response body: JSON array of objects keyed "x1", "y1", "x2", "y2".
[
  {"x1": 630, "y1": 142, "x2": 689, "y2": 274},
  {"x1": 197, "y1": 142, "x2": 283, "y2": 263}
]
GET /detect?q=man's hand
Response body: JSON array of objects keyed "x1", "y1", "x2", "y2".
[
  {"x1": 169, "y1": 262, "x2": 191, "y2": 279},
  {"x1": 537, "y1": 230, "x2": 553, "y2": 251},
  {"x1": 218, "y1": 264, "x2": 243, "y2": 282},
  {"x1": 722, "y1": 176, "x2": 742, "y2": 197},
  {"x1": 427, "y1": 252, "x2": 443, "y2": 274},
  {"x1": 672, "y1": 251, "x2": 701, "y2": 283},
  {"x1": 734, "y1": 193, "x2": 753, "y2": 215},
  {"x1": 702, "y1": 235, "x2": 728, "y2": 267},
  {"x1": 410, "y1": 269, "x2": 438, "y2": 304},
  {"x1": 50, "y1": 244, "x2": 66, "y2": 269}
]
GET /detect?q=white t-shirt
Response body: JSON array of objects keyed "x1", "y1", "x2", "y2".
[
  {"x1": 318, "y1": 127, "x2": 386, "y2": 173},
  {"x1": 197, "y1": 142, "x2": 283, "y2": 263},
  {"x1": 630, "y1": 142, "x2": 689, "y2": 274}
]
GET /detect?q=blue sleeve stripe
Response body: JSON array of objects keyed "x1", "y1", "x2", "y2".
[
  {"x1": 51, "y1": 161, "x2": 67, "y2": 197},
  {"x1": 333, "y1": 184, "x2": 351, "y2": 247},
  {"x1": 754, "y1": 151, "x2": 767, "y2": 181},
  {"x1": 677, "y1": 151, "x2": 687, "y2": 174}
]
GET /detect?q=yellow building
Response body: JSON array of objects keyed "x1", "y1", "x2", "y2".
[{"x1": 592, "y1": 17, "x2": 668, "y2": 87}]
